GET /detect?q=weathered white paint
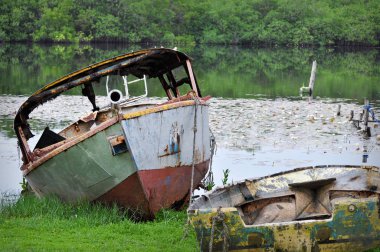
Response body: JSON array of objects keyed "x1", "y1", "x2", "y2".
[
  {"x1": 190, "y1": 166, "x2": 380, "y2": 210},
  {"x1": 122, "y1": 104, "x2": 210, "y2": 171}
]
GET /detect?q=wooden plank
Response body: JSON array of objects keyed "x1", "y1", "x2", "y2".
[{"x1": 308, "y1": 60, "x2": 317, "y2": 96}]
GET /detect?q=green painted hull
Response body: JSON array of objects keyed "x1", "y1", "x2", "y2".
[
  {"x1": 25, "y1": 102, "x2": 211, "y2": 218},
  {"x1": 26, "y1": 123, "x2": 135, "y2": 202},
  {"x1": 190, "y1": 198, "x2": 380, "y2": 251}
]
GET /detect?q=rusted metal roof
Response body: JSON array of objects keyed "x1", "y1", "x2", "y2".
[{"x1": 14, "y1": 48, "x2": 191, "y2": 141}]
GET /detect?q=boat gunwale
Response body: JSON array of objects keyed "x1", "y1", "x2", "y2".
[
  {"x1": 189, "y1": 195, "x2": 379, "y2": 228},
  {"x1": 22, "y1": 99, "x2": 209, "y2": 176},
  {"x1": 189, "y1": 171, "x2": 380, "y2": 229},
  {"x1": 189, "y1": 165, "x2": 380, "y2": 210},
  {"x1": 199, "y1": 164, "x2": 379, "y2": 194}
]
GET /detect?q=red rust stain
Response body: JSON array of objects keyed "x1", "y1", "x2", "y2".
[
  {"x1": 98, "y1": 114, "x2": 109, "y2": 122},
  {"x1": 109, "y1": 135, "x2": 125, "y2": 147},
  {"x1": 74, "y1": 124, "x2": 80, "y2": 132},
  {"x1": 80, "y1": 112, "x2": 98, "y2": 122},
  {"x1": 158, "y1": 150, "x2": 181, "y2": 158},
  {"x1": 138, "y1": 160, "x2": 209, "y2": 214},
  {"x1": 95, "y1": 160, "x2": 209, "y2": 219},
  {"x1": 95, "y1": 172, "x2": 153, "y2": 218}
]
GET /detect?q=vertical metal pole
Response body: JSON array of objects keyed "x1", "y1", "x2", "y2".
[{"x1": 122, "y1": 76, "x2": 130, "y2": 99}]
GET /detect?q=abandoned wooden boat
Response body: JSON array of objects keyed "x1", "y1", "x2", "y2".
[
  {"x1": 188, "y1": 165, "x2": 380, "y2": 251},
  {"x1": 14, "y1": 48, "x2": 211, "y2": 218}
]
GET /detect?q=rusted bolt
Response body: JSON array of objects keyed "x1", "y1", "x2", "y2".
[
  {"x1": 248, "y1": 232, "x2": 265, "y2": 247},
  {"x1": 74, "y1": 124, "x2": 80, "y2": 132},
  {"x1": 316, "y1": 226, "x2": 331, "y2": 242},
  {"x1": 348, "y1": 204, "x2": 356, "y2": 212},
  {"x1": 116, "y1": 136, "x2": 124, "y2": 143}
]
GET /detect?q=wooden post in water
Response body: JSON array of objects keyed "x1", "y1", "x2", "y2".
[
  {"x1": 308, "y1": 60, "x2": 317, "y2": 96},
  {"x1": 337, "y1": 104, "x2": 341, "y2": 116},
  {"x1": 364, "y1": 99, "x2": 371, "y2": 137},
  {"x1": 349, "y1": 110, "x2": 354, "y2": 121},
  {"x1": 364, "y1": 99, "x2": 369, "y2": 126},
  {"x1": 299, "y1": 60, "x2": 317, "y2": 97}
]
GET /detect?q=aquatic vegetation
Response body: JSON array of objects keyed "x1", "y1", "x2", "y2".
[
  {"x1": 222, "y1": 169, "x2": 230, "y2": 185},
  {"x1": 206, "y1": 182, "x2": 216, "y2": 191},
  {"x1": 209, "y1": 98, "x2": 380, "y2": 154}
]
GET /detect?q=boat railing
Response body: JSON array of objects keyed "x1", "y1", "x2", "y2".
[{"x1": 105, "y1": 74, "x2": 148, "y2": 107}]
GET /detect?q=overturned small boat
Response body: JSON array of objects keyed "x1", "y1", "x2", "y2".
[
  {"x1": 14, "y1": 48, "x2": 211, "y2": 218},
  {"x1": 188, "y1": 165, "x2": 380, "y2": 251}
]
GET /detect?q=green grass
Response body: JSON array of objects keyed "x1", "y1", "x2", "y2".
[{"x1": 0, "y1": 195, "x2": 198, "y2": 251}]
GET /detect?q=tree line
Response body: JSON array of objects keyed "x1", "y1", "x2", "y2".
[{"x1": 1, "y1": 0, "x2": 379, "y2": 46}]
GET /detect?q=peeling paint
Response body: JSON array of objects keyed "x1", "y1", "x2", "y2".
[{"x1": 189, "y1": 166, "x2": 380, "y2": 251}]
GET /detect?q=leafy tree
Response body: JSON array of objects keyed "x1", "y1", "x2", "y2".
[
  {"x1": 0, "y1": 0, "x2": 378, "y2": 46},
  {"x1": 32, "y1": 0, "x2": 77, "y2": 42},
  {"x1": 94, "y1": 15, "x2": 122, "y2": 42}
]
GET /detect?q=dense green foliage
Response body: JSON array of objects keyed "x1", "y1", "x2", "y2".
[
  {"x1": 0, "y1": 0, "x2": 379, "y2": 46},
  {"x1": 0, "y1": 195, "x2": 198, "y2": 251}
]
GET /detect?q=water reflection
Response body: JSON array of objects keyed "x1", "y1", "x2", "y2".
[
  {"x1": 211, "y1": 147, "x2": 380, "y2": 186},
  {"x1": 0, "y1": 43, "x2": 379, "y2": 193},
  {"x1": 0, "y1": 43, "x2": 380, "y2": 102},
  {"x1": 0, "y1": 134, "x2": 20, "y2": 193}
]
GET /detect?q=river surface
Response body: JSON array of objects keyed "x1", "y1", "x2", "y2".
[{"x1": 0, "y1": 43, "x2": 380, "y2": 195}]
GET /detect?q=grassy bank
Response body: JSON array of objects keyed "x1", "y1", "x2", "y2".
[
  {"x1": 0, "y1": 195, "x2": 197, "y2": 251},
  {"x1": 1, "y1": 195, "x2": 379, "y2": 251}
]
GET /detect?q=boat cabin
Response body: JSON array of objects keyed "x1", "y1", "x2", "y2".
[{"x1": 14, "y1": 48, "x2": 203, "y2": 171}]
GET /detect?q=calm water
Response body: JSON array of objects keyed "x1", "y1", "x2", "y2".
[{"x1": 0, "y1": 43, "x2": 380, "y2": 193}]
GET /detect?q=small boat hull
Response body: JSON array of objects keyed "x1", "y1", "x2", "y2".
[
  {"x1": 97, "y1": 161, "x2": 209, "y2": 217},
  {"x1": 26, "y1": 102, "x2": 210, "y2": 218},
  {"x1": 188, "y1": 166, "x2": 380, "y2": 251},
  {"x1": 14, "y1": 48, "x2": 212, "y2": 219}
]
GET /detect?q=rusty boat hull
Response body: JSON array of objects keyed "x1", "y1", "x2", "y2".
[
  {"x1": 14, "y1": 49, "x2": 211, "y2": 218},
  {"x1": 25, "y1": 102, "x2": 210, "y2": 218},
  {"x1": 188, "y1": 165, "x2": 380, "y2": 251}
]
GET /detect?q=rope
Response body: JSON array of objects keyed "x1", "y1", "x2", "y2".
[
  {"x1": 184, "y1": 94, "x2": 212, "y2": 245},
  {"x1": 209, "y1": 207, "x2": 229, "y2": 252},
  {"x1": 189, "y1": 96, "x2": 200, "y2": 204},
  {"x1": 182, "y1": 97, "x2": 198, "y2": 238},
  {"x1": 203, "y1": 129, "x2": 216, "y2": 190}
]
